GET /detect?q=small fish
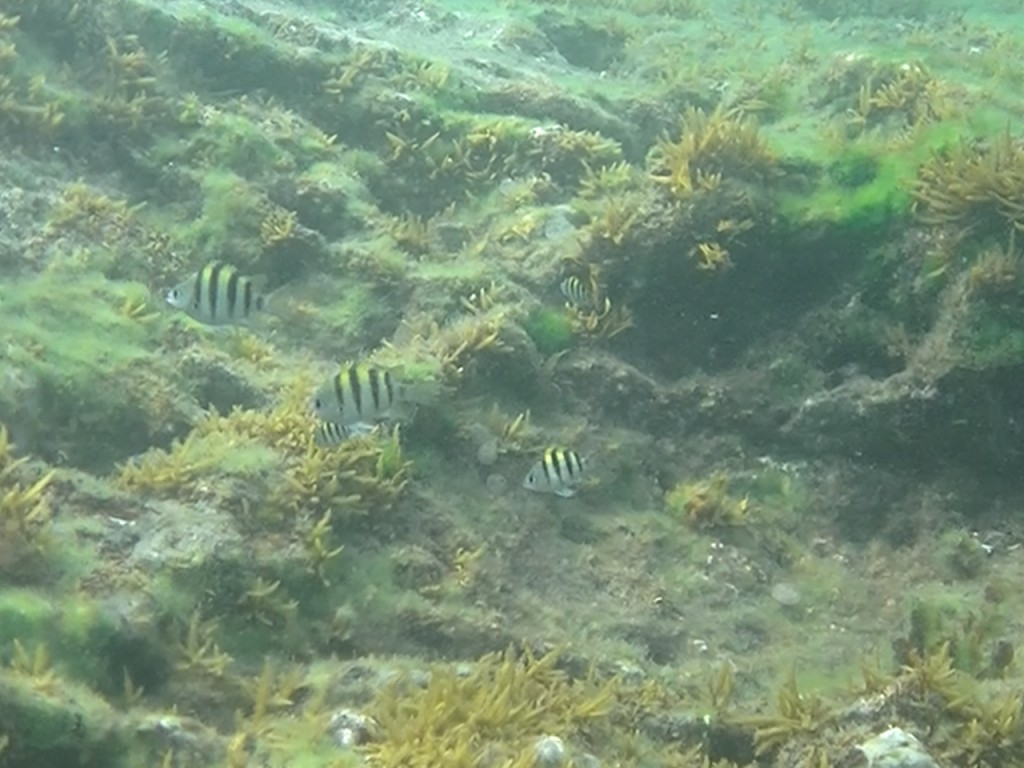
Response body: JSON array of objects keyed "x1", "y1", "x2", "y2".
[
  {"x1": 314, "y1": 421, "x2": 375, "y2": 447},
  {"x1": 314, "y1": 421, "x2": 353, "y2": 448},
  {"x1": 312, "y1": 364, "x2": 418, "y2": 430},
  {"x1": 559, "y1": 275, "x2": 598, "y2": 311},
  {"x1": 166, "y1": 262, "x2": 267, "y2": 326},
  {"x1": 523, "y1": 447, "x2": 587, "y2": 498}
]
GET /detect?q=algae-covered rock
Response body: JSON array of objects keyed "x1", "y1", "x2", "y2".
[
  {"x1": 779, "y1": 364, "x2": 1024, "y2": 473},
  {"x1": 856, "y1": 727, "x2": 938, "y2": 768},
  {"x1": 0, "y1": 586, "x2": 170, "y2": 700},
  {"x1": 0, "y1": 672, "x2": 132, "y2": 768}
]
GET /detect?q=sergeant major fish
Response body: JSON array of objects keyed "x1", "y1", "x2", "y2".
[
  {"x1": 166, "y1": 262, "x2": 268, "y2": 326},
  {"x1": 522, "y1": 447, "x2": 587, "y2": 498},
  {"x1": 559, "y1": 275, "x2": 597, "y2": 311},
  {"x1": 312, "y1": 364, "x2": 427, "y2": 432},
  {"x1": 314, "y1": 421, "x2": 373, "y2": 448}
]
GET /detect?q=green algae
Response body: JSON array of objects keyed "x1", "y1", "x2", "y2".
[
  {"x1": 177, "y1": 170, "x2": 266, "y2": 261},
  {"x1": 0, "y1": 590, "x2": 54, "y2": 647},
  {"x1": 0, "y1": 673, "x2": 135, "y2": 768},
  {"x1": 0, "y1": 588, "x2": 168, "y2": 698},
  {"x1": 6, "y1": 1, "x2": 1024, "y2": 766},
  {"x1": 0, "y1": 268, "x2": 152, "y2": 373},
  {"x1": 523, "y1": 307, "x2": 576, "y2": 355},
  {"x1": 0, "y1": 268, "x2": 170, "y2": 470}
]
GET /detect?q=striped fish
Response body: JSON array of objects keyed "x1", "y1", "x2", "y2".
[
  {"x1": 522, "y1": 447, "x2": 587, "y2": 498},
  {"x1": 311, "y1": 364, "x2": 405, "y2": 430},
  {"x1": 314, "y1": 421, "x2": 374, "y2": 448},
  {"x1": 165, "y1": 262, "x2": 267, "y2": 326},
  {"x1": 559, "y1": 275, "x2": 598, "y2": 311}
]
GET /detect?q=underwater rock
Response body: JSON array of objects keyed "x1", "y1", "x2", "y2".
[
  {"x1": 390, "y1": 545, "x2": 446, "y2": 590},
  {"x1": 434, "y1": 221, "x2": 473, "y2": 252},
  {"x1": 329, "y1": 707, "x2": 379, "y2": 748},
  {"x1": 556, "y1": 350, "x2": 674, "y2": 437},
  {"x1": 178, "y1": 347, "x2": 267, "y2": 416},
  {"x1": 476, "y1": 437, "x2": 499, "y2": 465},
  {"x1": 533, "y1": 734, "x2": 567, "y2": 767},
  {"x1": 770, "y1": 582, "x2": 802, "y2": 608},
  {"x1": 779, "y1": 366, "x2": 1024, "y2": 472},
  {"x1": 135, "y1": 713, "x2": 223, "y2": 765},
  {"x1": 855, "y1": 727, "x2": 938, "y2": 768},
  {"x1": 260, "y1": 221, "x2": 331, "y2": 288},
  {"x1": 129, "y1": 499, "x2": 245, "y2": 573},
  {"x1": 0, "y1": 672, "x2": 129, "y2": 768}
]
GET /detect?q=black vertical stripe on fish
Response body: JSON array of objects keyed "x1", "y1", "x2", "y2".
[
  {"x1": 191, "y1": 265, "x2": 204, "y2": 309},
  {"x1": 564, "y1": 450, "x2": 576, "y2": 478},
  {"x1": 226, "y1": 268, "x2": 239, "y2": 319},
  {"x1": 348, "y1": 366, "x2": 362, "y2": 415},
  {"x1": 368, "y1": 367, "x2": 381, "y2": 411},
  {"x1": 316, "y1": 422, "x2": 350, "y2": 446},
  {"x1": 333, "y1": 371, "x2": 345, "y2": 412},
  {"x1": 541, "y1": 453, "x2": 555, "y2": 483},
  {"x1": 383, "y1": 370, "x2": 394, "y2": 408},
  {"x1": 243, "y1": 279, "x2": 253, "y2": 318},
  {"x1": 208, "y1": 262, "x2": 222, "y2": 319},
  {"x1": 561, "y1": 276, "x2": 589, "y2": 307}
]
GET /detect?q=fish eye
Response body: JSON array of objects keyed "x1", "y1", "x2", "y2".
[
  {"x1": 313, "y1": 398, "x2": 322, "y2": 409},
  {"x1": 170, "y1": 289, "x2": 180, "y2": 299}
]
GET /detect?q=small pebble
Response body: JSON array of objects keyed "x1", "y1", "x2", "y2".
[
  {"x1": 533, "y1": 735, "x2": 567, "y2": 767},
  {"x1": 770, "y1": 582, "x2": 801, "y2": 607},
  {"x1": 328, "y1": 709, "x2": 377, "y2": 748},
  {"x1": 477, "y1": 437, "x2": 499, "y2": 466}
]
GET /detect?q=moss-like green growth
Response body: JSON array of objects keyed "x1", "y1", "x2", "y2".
[
  {"x1": 531, "y1": 10, "x2": 627, "y2": 72},
  {"x1": 780, "y1": 146, "x2": 912, "y2": 233},
  {"x1": 0, "y1": 590, "x2": 54, "y2": 647},
  {"x1": 0, "y1": 672, "x2": 135, "y2": 768},
  {"x1": 796, "y1": 0, "x2": 929, "y2": 17},
  {"x1": 780, "y1": 121, "x2": 977, "y2": 234},
  {"x1": 829, "y1": 147, "x2": 879, "y2": 187},
  {"x1": 0, "y1": 268, "x2": 175, "y2": 470},
  {"x1": 523, "y1": 307, "x2": 576, "y2": 355},
  {"x1": 177, "y1": 170, "x2": 266, "y2": 264},
  {"x1": 960, "y1": 307, "x2": 1024, "y2": 369},
  {"x1": 895, "y1": 597, "x2": 1008, "y2": 678},
  {"x1": 0, "y1": 588, "x2": 169, "y2": 698}
]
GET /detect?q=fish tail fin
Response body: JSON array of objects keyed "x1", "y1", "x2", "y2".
[{"x1": 392, "y1": 366, "x2": 444, "y2": 407}]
